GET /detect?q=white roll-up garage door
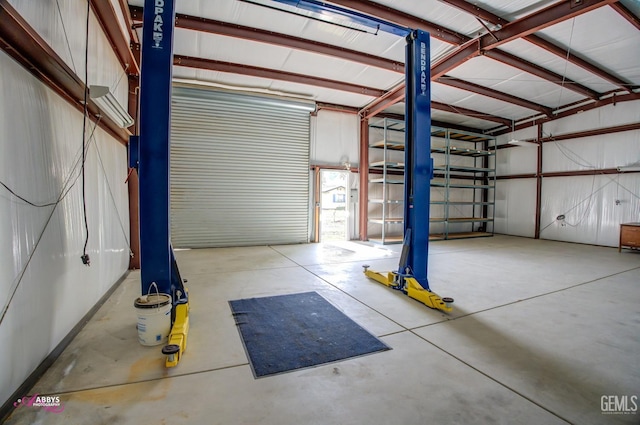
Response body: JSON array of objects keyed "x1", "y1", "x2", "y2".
[{"x1": 170, "y1": 87, "x2": 312, "y2": 248}]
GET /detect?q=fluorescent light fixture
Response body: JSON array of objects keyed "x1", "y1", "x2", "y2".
[
  {"x1": 89, "y1": 85, "x2": 134, "y2": 128},
  {"x1": 508, "y1": 139, "x2": 539, "y2": 148}
]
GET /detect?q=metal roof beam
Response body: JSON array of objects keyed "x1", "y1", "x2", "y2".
[
  {"x1": 478, "y1": 0, "x2": 618, "y2": 50},
  {"x1": 326, "y1": 0, "x2": 468, "y2": 45},
  {"x1": 484, "y1": 49, "x2": 600, "y2": 99},
  {"x1": 431, "y1": 101, "x2": 512, "y2": 126},
  {"x1": 523, "y1": 35, "x2": 633, "y2": 92},
  {"x1": 437, "y1": 76, "x2": 553, "y2": 116},
  {"x1": 610, "y1": 2, "x2": 640, "y2": 30},
  {"x1": 91, "y1": 0, "x2": 139, "y2": 75},
  {"x1": 129, "y1": 5, "x2": 403, "y2": 73},
  {"x1": 439, "y1": 0, "x2": 632, "y2": 92},
  {"x1": 0, "y1": 1, "x2": 129, "y2": 144},
  {"x1": 360, "y1": 84, "x2": 405, "y2": 119},
  {"x1": 173, "y1": 55, "x2": 385, "y2": 97}
]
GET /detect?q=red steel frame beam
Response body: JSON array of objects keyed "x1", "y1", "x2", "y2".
[
  {"x1": 478, "y1": 0, "x2": 618, "y2": 50},
  {"x1": 439, "y1": 0, "x2": 633, "y2": 92},
  {"x1": 0, "y1": 2, "x2": 129, "y2": 144},
  {"x1": 91, "y1": 0, "x2": 139, "y2": 76},
  {"x1": 538, "y1": 122, "x2": 640, "y2": 142},
  {"x1": 484, "y1": 49, "x2": 600, "y2": 99},
  {"x1": 130, "y1": 5, "x2": 403, "y2": 74},
  {"x1": 436, "y1": 76, "x2": 553, "y2": 116},
  {"x1": 431, "y1": 0, "x2": 616, "y2": 99},
  {"x1": 491, "y1": 91, "x2": 640, "y2": 135},
  {"x1": 174, "y1": 55, "x2": 386, "y2": 97},
  {"x1": 327, "y1": 0, "x2": 468, "y2": 45},
  {"x1": 360, "y1": 84, "x2": 405, "y2": 119},
  {"x1": 610, "y1": 2, "x2": 640, "y2": 30},
  {"x1": 432, "y1": 101, "x2": 512, "y2": 127}
]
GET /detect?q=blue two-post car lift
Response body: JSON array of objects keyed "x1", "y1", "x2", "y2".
[
  {"x1": 129, "y1": 0, "x2": 189, "y2": 367},
  {"x1": 270, "y1": 1, "x2": 453, "y2": 312},
  {"x1": 130, "y1": 2, "x2": 451, "y2": 372}
]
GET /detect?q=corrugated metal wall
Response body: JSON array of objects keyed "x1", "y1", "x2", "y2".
[{"x1": 170, "y1": 87, "x2": 312, "y2": 247}]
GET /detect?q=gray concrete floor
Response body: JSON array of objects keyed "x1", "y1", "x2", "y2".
[{"x1": 5, "y1": 236, "x2": 640, "y2": 425}]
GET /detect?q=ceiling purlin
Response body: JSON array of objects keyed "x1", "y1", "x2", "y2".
[
  {"x1": 431, "y1": 101, "x2": 512, "y2": 126},
  {"x1": 326, "y1": 0, "x2": 468, "y2": 45},
  {"x1": 610, "y1": 2, "x2": 640, "y2": 31},
  {"x1": 477, "y1": 0, "x2": 618, "y2": 50},
  {"x1": 439, "y1": 0, "x2": 633, "y2": 92},
  {"x1": 436, "y1": 76, "x2": 553, "y2": 116},
  {"x1": 483, "y1": 49, "x2": 600, "y2": 99},
  {"x1": 325, "y1": 1, "x2": 603, "y2": 113},
  {"x1": 173, "y1": 55, "x2": 386, "y2": 97},
  {"x1": 128, "y1": 6, "x2": 403, "y2": 73},
  {"x1": 429, "y1": 0, "x2": 619, "y2": 100}
]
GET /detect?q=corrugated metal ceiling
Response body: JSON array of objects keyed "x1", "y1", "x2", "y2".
[{"x1": 128, "y1": 0, "x2": 640, "y2": 133}]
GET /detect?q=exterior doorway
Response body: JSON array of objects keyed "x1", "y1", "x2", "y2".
[{"x1": 319, "y1": 170, "x2": 349, "y2": 241}]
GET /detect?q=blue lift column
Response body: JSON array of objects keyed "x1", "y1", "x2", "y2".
[
  {"x1": 363, "y1": 30, "x2": 453, "y2": 313},
  {"x1": 401, "y1": 30, "x2": 432, "y2": 287},
  {"x1": 137, "y1": 0, "x2": 189, "y2": 366}
]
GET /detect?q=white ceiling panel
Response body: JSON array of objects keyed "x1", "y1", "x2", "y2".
[
  {"x1": 468, "y1": 0, "x2": 562, "y2": 21},
  {"x1": 432, "y1": 82, "x2": 537, "y2": 120},
  {"x1": 431, "y1": 109, "x2": 500, "y2": 130},
  {"x1": 280, "y1": 50, "x2": 402, "y2": 90},
  {"x1": 172, "y1": 67, "x2": 375, "y2": 107},
  {"x1": 129, "y1": 0, "x2": 637, "y2": 132},
  {"x1": 374, "y1": 0, "x2": 483, "y2": 38},
  {"x1": 447, "y1": 56, "x2": 585, "y2": 108},
  {"x1": 496, "y1": 38, "x2": 619, "y2": 94},
  {"x1": 538, "y1": 7, "x2": 640, "y2": 86}
]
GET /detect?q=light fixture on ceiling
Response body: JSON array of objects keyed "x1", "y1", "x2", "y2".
[
  {"x1": 89, "y1": 85, "x2": 134, "y2": 128},
  {"x1": 508, "y1": 139, "x2": 539, "y2": 147},
  {"x1": 507, "y1": 119, "x2": 538, "y2": 147}
]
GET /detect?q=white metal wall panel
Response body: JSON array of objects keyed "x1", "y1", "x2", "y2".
[
  {"x1": 544, "y1": 100, "x2": 640, "y2": 136},
  {"x1": 7, "y1": 0, "x2": 128, "y2": 106},
  {"x1": 543, "y1": 131, "x2": 640, "y2": 173},
  {"x1": 540, "y1": 175, "x2": 640, "y2": 247},
  {"x1": 494, "y1": 179, "x2": 537, "y2": 237},
  {"x1": 495, "y1": 145, "x2": 537, "y2": 176},
  {"x1": 0, "y1": 51, "x2": 129, "y2": 407},
  {"x1": 311, "y1": 110, "x2": 359, "y2": 166},
  {"x1": 171, "y1": 87, "x2": 311, "y2": 247}
]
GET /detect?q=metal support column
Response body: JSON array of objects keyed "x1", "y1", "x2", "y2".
[
  {"x1": 401, "y1": 30, "x2": 433, "y2": 289},
  {"x1": 363, "y1": 30, "x2": 452, "y2": 313},
  {"x1": 136, "y1": 0, "x2": 189, "y2": 366}
]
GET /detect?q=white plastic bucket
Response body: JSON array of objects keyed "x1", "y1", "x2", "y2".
[{"x1": 134, "y1": 284, "x2": 172, "y2": 346}]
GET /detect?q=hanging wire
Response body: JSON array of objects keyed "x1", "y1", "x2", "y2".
[
  {"x1": 80, "y1": 0, "x2": 91, "y2": 265},
  {"x1": 538, "y1": 132, "x2": 640, "y2": 235},
  {"x1": 555, "y1": 18, "x2": 576, "y2": 109},
  {"x1": 55, "y1": 0, "x2": 77, "y2": 74},
  {"x1": 0, "y1": 118, "x2": 102, "y2": 328}
]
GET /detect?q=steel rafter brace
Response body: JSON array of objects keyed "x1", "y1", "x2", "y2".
[
  {"x1": 363, "y1": 30, "x2": 453, "y2": 313},
  {"x1": 132, "y1": 0, "x2": 190, "y2": 367}
]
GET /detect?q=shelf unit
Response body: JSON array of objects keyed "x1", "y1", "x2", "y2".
[
  {"x1": 429, "y1": 127, "x2": 496, "y2": 240},
  {"x1": 366, "y1": 120, "x2": 496, "y2": 244},
  {"x1": 367, "y1": 118, "x2": 405, "y2": 244}
]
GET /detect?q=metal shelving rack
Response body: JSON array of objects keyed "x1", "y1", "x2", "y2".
[
  {"x1": 367, "y1": 118, "x2": 405, "y2": 244},
  {"x1": 429, "y1": 127, "x2": 496, "y2": 240}
]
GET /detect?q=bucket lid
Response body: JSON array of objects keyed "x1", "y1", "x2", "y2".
[{"x1": 134, "y1": 293, "x2": 171, "y2": 309}]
